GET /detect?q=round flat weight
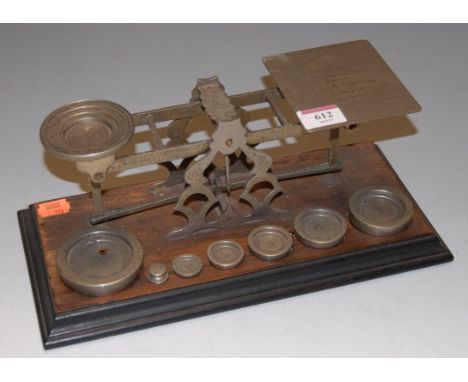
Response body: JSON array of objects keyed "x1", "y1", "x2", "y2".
[
  {"x1": 56, "y1": 226, "x2": 143, "y2": 297},
  {"x1": 349, "y1": 186, "x2": 413, "y2": 236},
  {"x1": 40, "y1": 100, "x2": 134, "y2": 161},
  {"x1": 294, "y1": 207, "x2": 347, "y2": 248},
  {"x1": 248, "y1": 225, "x2": 292, "y2": 261},
  {"x1": 148, "y1": 262, "x2": 168, "y2": 285},
  {"x1": 207, "y1": 240, "x2": 244, "y2": 270},
  {"x1": 172, "y1": 254, "x2": 203, "y2": 278}
]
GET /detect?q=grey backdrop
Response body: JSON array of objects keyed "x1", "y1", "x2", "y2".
[{"x1": 0, "y1": 24, "x2": 466, "y2": 356}]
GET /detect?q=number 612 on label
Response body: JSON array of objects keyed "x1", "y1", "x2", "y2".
[{"x1": 296, "y1": 104, "x2": 347, "y2": 131}]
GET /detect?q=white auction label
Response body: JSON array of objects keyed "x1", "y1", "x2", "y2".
[{"x1": 296, "y1": 105, "x2": 347, "y2": 131}]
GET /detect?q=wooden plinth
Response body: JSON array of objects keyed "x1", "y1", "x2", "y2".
[{"x1": 17, "y1": 143, "x2": 453, "y2": 348}]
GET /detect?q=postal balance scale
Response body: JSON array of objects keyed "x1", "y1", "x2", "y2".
[{"x1": 17, "y1": 40, "x2": 453, "y2": 348}]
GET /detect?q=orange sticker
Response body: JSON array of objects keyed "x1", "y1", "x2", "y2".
[{"x1": 37, "y1": 198, "x2": 71, "y2": 218}]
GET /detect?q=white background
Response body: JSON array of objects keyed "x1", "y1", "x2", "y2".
[{"x1": 0, "y1": 24, "x2": 467, "y2": 357}]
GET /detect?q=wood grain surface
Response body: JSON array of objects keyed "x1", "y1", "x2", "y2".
[{"x1": 32, "y1": 142, "x2": 433, "y2": 313}]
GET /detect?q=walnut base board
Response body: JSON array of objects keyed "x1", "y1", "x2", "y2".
[{"x1": 17, "y1": 143, "x2": 453, "y2": 348}]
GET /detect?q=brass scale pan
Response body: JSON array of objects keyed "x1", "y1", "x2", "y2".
[
  {"x1": 40, "y1": 100, "x2": 140, "y2": 296},
  {"x1": 40, "y1": 99, "x2": 134, "y2": 161}
]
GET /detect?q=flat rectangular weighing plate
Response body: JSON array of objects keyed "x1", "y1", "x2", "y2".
[{"x1": 263, "y1": 40, "x2": 421, "y2": 127}]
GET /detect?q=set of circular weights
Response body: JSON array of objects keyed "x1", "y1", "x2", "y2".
[{"x1": 145, "y1": 184, "x2": 413, "y2": 287}]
